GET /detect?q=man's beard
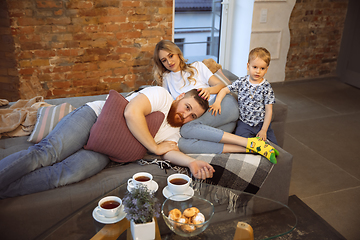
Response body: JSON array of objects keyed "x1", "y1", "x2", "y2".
[{"x1": 167, "y1": 101, "x2": 185, "y2": 127}]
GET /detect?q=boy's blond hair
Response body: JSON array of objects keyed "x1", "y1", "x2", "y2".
[{"x1": 248, "y1": 47, "x2": 271, "y2": 66}]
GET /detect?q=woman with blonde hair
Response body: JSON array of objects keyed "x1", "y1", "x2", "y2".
[{"x1": 153, "y1": 40, "x2": 240, "y2": 154}]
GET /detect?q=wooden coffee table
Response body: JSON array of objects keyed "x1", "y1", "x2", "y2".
[{"x1": 35, "y1": 175, "x2": 296, "y2": 240}]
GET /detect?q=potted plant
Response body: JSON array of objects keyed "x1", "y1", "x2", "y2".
[{"x1": 123, "y1": 184, "x2": 160, "y2": 240}]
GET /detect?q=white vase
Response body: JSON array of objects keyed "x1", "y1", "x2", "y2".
[{"x1": 130, "y1": 218, "x2": 155, "y2": 240}]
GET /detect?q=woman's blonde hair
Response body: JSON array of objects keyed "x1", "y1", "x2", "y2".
[{"x1": 153, "y1": 40, "x2": 197, "y2": 86}]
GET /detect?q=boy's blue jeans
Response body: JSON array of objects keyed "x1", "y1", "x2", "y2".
[
  {"x1": 0, "y1": 105, "x2": 109, "y2": 198},
  {"x1": 179, "y1": 94, "x2": 239, "y2": 154}
]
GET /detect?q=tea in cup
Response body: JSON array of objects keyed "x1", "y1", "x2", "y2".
[
  {"x1": 96, "y1": 196, "x2": 122, "y2": 218},
  {"x1": 167, "y1": 173, "x2": 192, "y2": 194},
  {"x1": 127, "y1": 172, "x2": 153, "y2": 190}
]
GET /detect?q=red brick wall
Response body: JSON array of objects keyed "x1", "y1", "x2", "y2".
[
  {"x1": 0, "y1": 0, "x2": 20, "y2": 101},
  {"x1": 0, "y1": 0, "x2": 350, "y2": 100},
  {"x1": 2, "y1": 0, "x2": 173, "y2": 100},
  {"x1": 286, "y1": 0, "x2": 348, "y2": 81}
]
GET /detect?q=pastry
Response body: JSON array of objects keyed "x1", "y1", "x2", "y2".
[
  {"x1": 190, "y1": 207, "x2": 200, "y2": 215},
  {"x1": 181, "y1": 224, "x2": 196, "y2": 233},
  {"x1": 192, "y1": 212, "x2": 205, "y2": 225},
  {"x1": 168, "y1": 208, "x2": 181, "y2": 221},
  {"x1": 169, "y1": 207, "x2": 205, "y2": 233},
  {"x1": 183, "y1": 207, "x2": 197, "y2": 218},
  {"x1": 175, "y1": 216, "x2": 189, "y2": 228},
  {"x1": 177, "y1": 216, "x2": 188, "y2": 224}
]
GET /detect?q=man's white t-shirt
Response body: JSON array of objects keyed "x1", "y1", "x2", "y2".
[
  {"x1": 86, "y1": 86, "x2": 180, "y2": 144},
  {"x1": 126, "y1": 86, "x2": 180, "y2": 144},
  {"x1": 162, "y1": 61, "x2": 216, "y2": 101}
]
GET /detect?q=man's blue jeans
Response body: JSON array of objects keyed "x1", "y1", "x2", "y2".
[
  {"x1": 179, "y1": 94, "x2": 239, "y2": 154},
  {"x1": 0, "y1": 105, "x2": 109, "y2": 198}
]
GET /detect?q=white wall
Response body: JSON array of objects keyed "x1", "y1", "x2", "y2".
[
  {"x1": 250, "y1": 0, "x2": 296, "y2": 82},
  {"x1": 173, "y1": 0, "x2": 295, "y2": 82},
  {"x1": 220, "y1": 0, "x2": 295, "y2": 82},
  {"x1": 219, "y1": 0, "x2": 254, "y2": 78}
]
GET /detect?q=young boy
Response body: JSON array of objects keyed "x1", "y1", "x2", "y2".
[{"x1": 209, "y1": 47, "x2": 278, "y2": 145}]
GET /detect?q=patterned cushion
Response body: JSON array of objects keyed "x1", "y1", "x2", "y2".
[
  {"x1": 84, "y1": 90, "x2": 164, "y2": 163},
  {"x1": 27, "y1": 103, "x2": 75, "y2": 143}
]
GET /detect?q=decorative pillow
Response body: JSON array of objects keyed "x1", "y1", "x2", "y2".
[
  {"x1": 202, "y1": 58, "x2": 222, "y2": 73},
  {"x1": 28, "y1": 103, "x2": 75, "y2": 143},
  {"x1": 84, "y1": 90, "x2": 164, "y2": 163}
]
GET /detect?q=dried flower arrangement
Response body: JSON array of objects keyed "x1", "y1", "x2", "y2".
[{"x1": 123, "y1": 184, "x2": 160, "y2": 224}]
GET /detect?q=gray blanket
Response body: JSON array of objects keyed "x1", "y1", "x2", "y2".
[{"x1": 140, "y1": 153, "x2": 273, "y2": 195}]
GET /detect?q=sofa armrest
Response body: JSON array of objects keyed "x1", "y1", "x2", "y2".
[
  {"x1": 271, "y1": 100, "x2": 288, "y2": 147},
  {"x1": 256, "y1": 144, "x2": 293, "y2": 204}
]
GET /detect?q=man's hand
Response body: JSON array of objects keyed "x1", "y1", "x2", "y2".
[
  {"x1": 208, "y1": 102, "x2": 222, "y2": 116},
  {"x1": 154, "y1": 141, "x2": 179, "y2": 156},
  {"x1": 163, "y1": 151, "x2": 215, "y2": 180},
  {"x1": 188, "y1": 160, "x2": 215, "y2": 179}
]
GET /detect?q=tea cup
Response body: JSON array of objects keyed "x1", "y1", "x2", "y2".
[
  {"x1": 96, "y1": 196, "x2": 122, "y2": 218},
  {"x1": 127, "y1": 172, "x2": 153, "y2": 190},
  {"x1": 167, "y1": 173, "x2": 192, "y2": 195}
]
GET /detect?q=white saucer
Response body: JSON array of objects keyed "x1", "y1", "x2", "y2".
[
  {"x1": 127, "y1": 180, "x2": 159, "y2": 193},
  {"x1": 162, "y1": 186, "x2": 194, "y2": 201},
  {"x1": 92, "y1": 205, "x2": 126, "y2": 224}
]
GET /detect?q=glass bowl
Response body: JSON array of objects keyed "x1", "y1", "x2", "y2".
[{"x1": 161, "y1": 194, "x2": 215, "y2": 237}]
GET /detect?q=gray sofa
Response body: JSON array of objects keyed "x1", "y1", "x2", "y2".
[{"x1": 0, "y1": 70, "x2": 293, "y2": 240}]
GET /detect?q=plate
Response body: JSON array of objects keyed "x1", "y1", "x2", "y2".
[
  {"x1": 162, "y1": 186, "x2": 194, "y2": 201},
  {"x1": 127, "y1": 180, "x2": 159, "y2": 193},
  {"x1": 92, "y1": 205, "x2": 126, "y2": 224}
]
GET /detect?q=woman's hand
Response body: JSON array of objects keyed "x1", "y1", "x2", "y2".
[
  {"x1": 197, "y1": 88, "x2": 211, "y2": 101},
  {"x1": 188, "y1": 160, "x2": 215, "y2": 179},
  {"x1": 208, "y1": 102, "x2": 222, "y2": 116},
  {"x1": 154, "y1": 141, "x2": 179, "y2": 155}
]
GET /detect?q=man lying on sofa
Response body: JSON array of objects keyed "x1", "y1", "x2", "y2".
[
  {"x1": 0, "y1": 86, "x2": 214, "y2": 198},
  {"x1": 0, "y1": 86, "x2": 278, "y2": 198}
]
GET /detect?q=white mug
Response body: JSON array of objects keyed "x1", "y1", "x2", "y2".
[
  {"x1": 127, "y1": 172, "x2": 153, "y2": 190},
  {"x1": 96, "y1": 196, "x2": 122, "y2": 218},
  {"x1": 167, "y1": 173, "x2": 192, "y2": 195}
]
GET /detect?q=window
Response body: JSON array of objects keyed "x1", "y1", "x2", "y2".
[
  {"x1": 174, "y1": 0, "x2": 222, "y2": 63},
  {"x1": 206, "y1": 36, "x2": 219, "y2": 56},
  {"x1": 174, "y1": 38, "x2": 185, "y2": 52}
]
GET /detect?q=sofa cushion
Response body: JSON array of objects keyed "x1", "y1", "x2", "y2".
[
  {"x1": 27, "y1": 103, "x2": 75, "y2": 143},
  {"x1": 84, "y1": 90, "x2": 164, "y2": 163}
]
